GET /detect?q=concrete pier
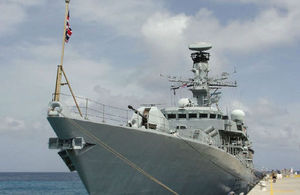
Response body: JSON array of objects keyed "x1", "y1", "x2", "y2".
[{"x1": 248, "y1": 175, "x2": 300, "y2": 195}]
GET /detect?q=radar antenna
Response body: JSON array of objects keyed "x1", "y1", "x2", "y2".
[{"x1": 163, "y1": 42, "x2": 237, "y2": 107}]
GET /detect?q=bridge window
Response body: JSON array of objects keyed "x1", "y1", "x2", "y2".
[
  {"x1": 199, "y1": 113, "x2": 208, "y2": 118},
  {"x1": 209, "y1": 114, "x2": 216, "y2": 119},
  {"x1": 217, "y1": 114, "x2": 222, "y2": 119},
  {"x1": 188, "y1": 113, "x2": 197, "y2": 118},
  {"x1": 167, "y1": 114, "x2": 176, "y2": 119},
  {"x1": 237, "y1": 124, "x2": 242, "y2": 131},
  {"x1": 176, "y1": 125, "x2": 187, "y2": 130},
  {"x1": 222, "y1": 115, "x2": 229, "y2": 120},
  {"x1": 178, "y1": 114, "x2": 187, "y2": 119}
]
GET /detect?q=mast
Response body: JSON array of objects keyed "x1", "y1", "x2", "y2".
[
  {"x1": 189, "y1": 43, "x2": 237, "y2": 107},
  {"x1": 54, "y1": 0, "x2": 70, "y2": 102},
  {"x1": 189, "y1": 47, "x2": 211, "y2": 106},
  {"x1": 166, "y1": 42, "x2": 237, "y2": 107},
  {"x1": 52, "y1": 0, "x2": 83, "y2": 117}
]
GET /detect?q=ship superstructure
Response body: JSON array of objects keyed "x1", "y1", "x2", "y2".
[{"x1": 161, "y1": 43, "x2": 254, "y2": 169}]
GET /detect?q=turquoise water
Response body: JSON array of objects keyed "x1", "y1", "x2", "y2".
[{"x1": 0, "y1": 172, "x2": 88, "y2": 195}]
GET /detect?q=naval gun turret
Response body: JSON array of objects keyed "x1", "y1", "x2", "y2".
[{"x1": 127, "y1": 105, "x2": 170, "y2": 132}]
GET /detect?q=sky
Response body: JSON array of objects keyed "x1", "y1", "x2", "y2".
[{"x1": 0, "y1": 0, "x2": 300, "y2": 172}]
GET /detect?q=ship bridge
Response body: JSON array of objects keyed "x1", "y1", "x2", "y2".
[{"x1": 161, "y1": 106, "x2": 227, "y2": 132}]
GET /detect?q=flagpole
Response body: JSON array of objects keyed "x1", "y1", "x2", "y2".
[
  {"x1": 52, "y1": 0, "x2": 82, "y2": 117},
  {"x1": 54, "y1": 0, "x2": 70, "y2": 102}
]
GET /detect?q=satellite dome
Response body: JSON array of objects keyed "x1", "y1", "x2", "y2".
[
  {"x1": 231, "y1": 109, "x2": 245, "y2": 122},
  {"x1": 188, "y1": 42, "x2": 212, "y2": 52},
  {"x1": 178, "y1": 98, "x2": 191, "y2": 108}
]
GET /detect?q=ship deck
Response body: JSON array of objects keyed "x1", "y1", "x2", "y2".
[{"x1": 248, "y1": 175, "x2": 300, "y2": 195}]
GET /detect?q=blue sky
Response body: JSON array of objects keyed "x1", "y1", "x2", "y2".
[{"x1": 0, "y1": 0, "x2": 300, "y2": 171}]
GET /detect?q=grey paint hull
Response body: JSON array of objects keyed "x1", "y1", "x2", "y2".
[{"x1": 48, "y1": 116, "x2": 259, "y2": 195}]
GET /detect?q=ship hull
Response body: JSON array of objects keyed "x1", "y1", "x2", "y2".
[{"x1": 48, "y1": 116, "x2": 258, "y2": 195}]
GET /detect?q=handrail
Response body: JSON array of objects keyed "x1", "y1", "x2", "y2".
[
  {"x1": 53, "y1": 93, "x2": 172, "y2": 126},
  {"x1": 52, "y1": 93, "x2": 131, "y2": 125},
  {"x1": 54, "y1": 93, "x2": 128, "y2": 111}
]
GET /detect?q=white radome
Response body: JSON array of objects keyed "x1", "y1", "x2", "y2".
[
  {"x1": 231, "y1": 109, "x2": 245, "y2": 122},
  {"x1": 178, "y1": 98, "x2": 190, "y2": 108},
  {"x1": 188, "y1": 42, "x2": 212, "y2": 52}
]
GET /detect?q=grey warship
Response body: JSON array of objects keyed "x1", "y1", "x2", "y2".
[{"x1": 48, "y1": 39, "x2": 262, "y2": 194}]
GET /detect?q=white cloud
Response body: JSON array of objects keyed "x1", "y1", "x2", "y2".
[
  {"x1": 72, "y1": 0, "x2": 164, "y2": 36},
  {"x1": 0, "y1": 2, "x2": 26, "y2": 35},
  {"x1": 229, "y1": 99, "x2": 250, "y2": 113},
  {"x1": 230, "y1": 98, "x2": 300, "y2": 149},
  {"x1": 137, "y1": 1, "x2": 300, "y2": 67},
  {"x1": 140, "y1": 12, "x2": 191, "y2": 74},
  {"x1": 227, "y1": 0, "x2": 300, "y2": 10},
  {"x1": 0, "y1": 117, "x2": 25, "y2": 131},
  {"x1": 250, "y1": 98, "x2": 288, "y2": 118},
  {"x1": 4, "y1": 0, "x2": 43, "y2": 5},
  {"x1": 141, "y1": 12, "x2": 189, "y2": 53},
  {"x1": 188, "y1": 6, "x2": 300, "y2": 53},
  {"x1": 0, "y1": 0, "x2": 45, "y2": 36},
  {"x1": 224, "y1": 97, "x2": 300, "y2": 169}
]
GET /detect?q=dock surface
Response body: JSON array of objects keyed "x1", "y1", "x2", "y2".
[{"x1": 248, "y1": 175, "x2": 300, "y2": 195}]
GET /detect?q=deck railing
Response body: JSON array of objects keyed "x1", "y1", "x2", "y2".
[{"x1": 52, "y1": 93, "x2": 132, "y2": 126}]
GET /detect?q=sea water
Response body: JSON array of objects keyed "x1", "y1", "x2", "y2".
[{"x1": 0, "y1": 172, "x2": 88, "y2": 195}]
